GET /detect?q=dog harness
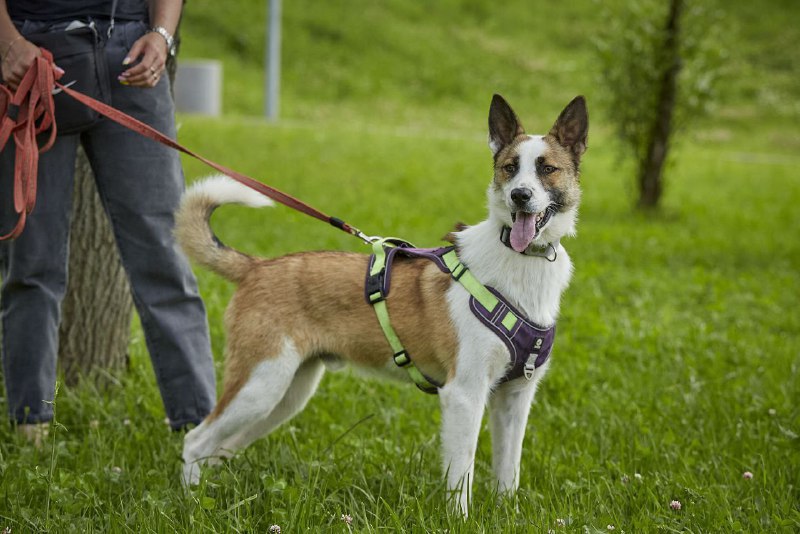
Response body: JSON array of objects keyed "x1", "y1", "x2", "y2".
[{"x1": 365, "y1": 238, "x2": 556, "y2": 394}]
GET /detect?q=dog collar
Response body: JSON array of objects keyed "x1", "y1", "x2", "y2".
[{"x1": 499, "y1": 226, "x2": 559, "y2": 261}]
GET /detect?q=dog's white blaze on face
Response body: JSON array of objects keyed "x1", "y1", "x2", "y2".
[{"x1": 506, "y1": 136, "x2": 550, "y2": 213}]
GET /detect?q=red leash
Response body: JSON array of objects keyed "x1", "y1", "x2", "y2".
[
  {"x1": 0, "y1": 51, "x2": 369, "y2": 242},
  {"x1": 0, "y1": 50, "x2": 58, "y2": 240}
]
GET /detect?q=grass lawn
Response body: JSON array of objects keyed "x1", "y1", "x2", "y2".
[{"x1": 1, "y1": 0, "x2": 798, "y2": 532}]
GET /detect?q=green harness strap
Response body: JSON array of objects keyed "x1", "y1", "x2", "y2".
[
  {"x1": 367, "y1": 238, "x2": 506, "y2": 394},
  {"x1": 368, "y1": 239, "x2": 439, "y2": 393}
]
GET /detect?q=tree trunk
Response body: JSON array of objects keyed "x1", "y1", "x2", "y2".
[
  {"x1": 58, "y1": 20, "x2": 183, "y2": 385},
  {"x1": 638, "y1": 0, "x2": 683, "y2": 209},
  {"x1": 58, "y1": 149, "x2": 133, "y2": 385}
]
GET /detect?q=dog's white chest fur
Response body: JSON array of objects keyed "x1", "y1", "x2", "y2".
[{"x1": 456, "y1": 220, "x2": 573, "y2": 326}]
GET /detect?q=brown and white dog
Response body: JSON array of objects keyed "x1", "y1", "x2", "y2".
[{"x1": 178, "y1": 95, "x2": 588, "y2": 515}]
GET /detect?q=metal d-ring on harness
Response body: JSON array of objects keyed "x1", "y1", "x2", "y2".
[{"x1": 365, "y1": 237, "x2": 557, "y2": 394}]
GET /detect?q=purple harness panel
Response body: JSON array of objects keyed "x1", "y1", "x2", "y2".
[
  {"x1": 365, "y1": 245, "x2": 556, "y2": 384},
  {"x1": 468, "y1": 287, "x2": 555, "y2": 382}
]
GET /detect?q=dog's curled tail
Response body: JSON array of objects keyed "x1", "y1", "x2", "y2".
[{"x1": 175, "y1": 175, "x2": 273, "y2": 283}]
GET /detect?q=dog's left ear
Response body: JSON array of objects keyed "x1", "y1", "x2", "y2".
[
  {"x1": 549, "y1": 96, "x2": 588, "y2": 158},
  {"x1": 488, "y1": 94, "x2": 525, "y2": 156}
]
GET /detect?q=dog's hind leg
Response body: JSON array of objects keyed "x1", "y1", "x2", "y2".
[
  {"x1": 489, "y1": 378, "x2": 539, "y2": 495},
  {"x1": 182, "y1": 340, "x2": 302, "y2": 486},
  {"x1": 218, "y1": 357, "x2": 325, "y2": 453}
]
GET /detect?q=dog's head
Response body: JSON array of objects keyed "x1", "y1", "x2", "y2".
[{"x1": 487, "y1": 95, "x2": 588, "y2": 252}]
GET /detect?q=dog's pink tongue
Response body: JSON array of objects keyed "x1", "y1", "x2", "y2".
[{"x1": 510, "y1": 212, "x2": 537, "y2": 252}]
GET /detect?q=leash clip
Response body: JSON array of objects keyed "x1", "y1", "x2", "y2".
[{"x1": 354, "y1": 229, "x2": 381, "y2": 245}]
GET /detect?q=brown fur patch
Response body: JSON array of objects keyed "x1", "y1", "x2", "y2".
[
  {"x1": 539, "y1": 136, "x2": 583, "y2": 210},
  {"x1": 492, "y1": 134, "x2": 530, "y2": 189},
  {"x1": 208, "y1": 251, "x2": 458, "y2": 421}
]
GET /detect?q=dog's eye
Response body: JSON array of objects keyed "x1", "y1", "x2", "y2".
[
  {"x1": 542, "y1": 165, "x2": 557, "y2": 174},
  {"x1": 503, "y1": 164, "x2": 518, "y2": 174}
]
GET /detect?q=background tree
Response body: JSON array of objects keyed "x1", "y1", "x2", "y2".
[
  {"x1": 58, "y1": 23, "x2": 183, "y2": 385},
  {"x1": 595, "y1": 0, "x2": 724, "y2": 209}
]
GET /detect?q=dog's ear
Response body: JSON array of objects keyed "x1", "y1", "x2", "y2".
[
  {"x1": 549, "y1": 96, "x2": 588, "y2": 158},
  {"x1": 488, "y1": 94, "x2": 525, "y2": 156}
]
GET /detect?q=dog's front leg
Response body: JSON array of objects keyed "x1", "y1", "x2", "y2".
[
  {"x1": 439, "y1": 375, "x2": 491, "y2": 517},
  {"x1": 489, "y1": 379, "x2": 538, "y2": 494}
]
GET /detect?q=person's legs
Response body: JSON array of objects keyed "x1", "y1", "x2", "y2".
[
  {"x1": 0, "y1": 135, "x2": 79, "y2": 425},
  {"x1": 81, "y1": 20, "x2": 215, "y2": 429}
]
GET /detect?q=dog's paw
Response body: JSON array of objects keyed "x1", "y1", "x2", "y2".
[{"x1": 182, "y1": 462, "x2": 202, "y2": 487}]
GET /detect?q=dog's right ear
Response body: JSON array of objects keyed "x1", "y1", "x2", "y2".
[{"x1": 488, "y1": 94, "x2": 525, "y2": 156}]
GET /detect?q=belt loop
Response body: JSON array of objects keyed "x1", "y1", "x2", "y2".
[{"x1": 108, "y1": 0, "x2": 118, "y2": 38}]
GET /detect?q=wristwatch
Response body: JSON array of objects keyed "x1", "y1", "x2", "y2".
[{"x1": 150, "y1": 25, "x2": 176, "y2": 57}]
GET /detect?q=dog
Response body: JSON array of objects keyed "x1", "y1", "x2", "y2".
[{"x1": 178, "y1": 95, "x2": 588, "y2": 516}]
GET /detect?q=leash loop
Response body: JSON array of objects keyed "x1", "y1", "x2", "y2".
[{"x1": 0, "y1": 49, "x2": 60, "y2": 240}]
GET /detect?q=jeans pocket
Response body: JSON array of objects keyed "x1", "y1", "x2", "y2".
[{"x1": 120, "y1": 20, "x2": 149, "y2": 50}]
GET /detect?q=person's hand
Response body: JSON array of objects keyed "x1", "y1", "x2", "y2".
[
  {"x1": 1, "y1": 37, "x2": 63, "y2": 91},
  {"x1": 119, "y1": 31, "x2": 168, "y2": 88}
]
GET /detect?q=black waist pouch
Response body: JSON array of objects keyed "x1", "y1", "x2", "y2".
[{"x1": 26, "y1": 23, "x2": 111, "y2": 135}]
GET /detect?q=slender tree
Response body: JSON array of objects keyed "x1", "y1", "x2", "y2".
[
  {"x1": 638, "y1": 0, "x2": 683, "y2": 208},
  {"x1": 595, "y1": 0, "x2": 723, "y2": 209}
]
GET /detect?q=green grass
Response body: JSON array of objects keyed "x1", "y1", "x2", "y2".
[{"x1": 2, "y1": 0, "x2": 799, "y2": 531}]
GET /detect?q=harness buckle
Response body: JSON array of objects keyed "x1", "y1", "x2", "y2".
[
  {"x1": 450, "y1": 262, "x2": 466, "y2": 281},
  {"x1": 415, "y1": 382, "x2": 439, "y2": 394},
  {"x1": 393, "y1": 350, "x2": 411, "y2": 367},
  {"x1": 365, "y1": 270, "x2": 385, "y2": 304}
]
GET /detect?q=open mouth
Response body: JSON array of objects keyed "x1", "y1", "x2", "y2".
[{"x1": 509, "y1": 206, "x2": 555, "y2": 252}]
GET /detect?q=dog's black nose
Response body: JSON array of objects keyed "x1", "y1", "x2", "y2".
[{"x1": 510, "y1": 187, "x2": 532, "y2": 206}]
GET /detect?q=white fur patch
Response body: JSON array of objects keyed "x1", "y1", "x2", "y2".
[
  {"x1": 507, "y1": 136, "x2": 550, "y2": 212},
  {"x1": 189, "y1": 174, "x2": 274, "y2": 209},
  {"x1": 456, "y1": 220, "x2": 572, "y2": 326}
]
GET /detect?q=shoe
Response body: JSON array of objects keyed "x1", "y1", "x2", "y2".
[{"x1": 17, "y1": 422, "x2": 50, "y2": 448}]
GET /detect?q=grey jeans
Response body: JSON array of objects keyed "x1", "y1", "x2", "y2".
[{"x1": 0, "y1": 19, "x2": 216, "y2": 429}]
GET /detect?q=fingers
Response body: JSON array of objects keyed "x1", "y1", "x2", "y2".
[
  {"x1": 1, "y1": 39, "x2": 41, "y2": 90},
  {"x1": 119, "y1": 33, "x2": 168, "y2": 88}
]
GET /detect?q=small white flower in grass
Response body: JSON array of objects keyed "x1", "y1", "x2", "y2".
[
  {"x1": 634, "y1": 473, "x2": 643, "y2": 481},
  {"x1": 112, "y1": 466, "x2": 122, "y2": 473},
  {"x1": 123, "y1": 419, "x2": 131, "y2": 426},
  {"x1": 607, "y1": 525, "x2": 615, "y2": 531},
  {"x1": 89, "y1": 419, "x2": 100, "y2": 429},
  {"x1": 670, "y1": 500, "x2": 682, "y2": 510},
  {"x1": 268, "y1": 526, "x2": 281, "y2": 534},
  {"x1": 341, "y1": 514, "x2": 353, "y2": 525},
  {"x1": 768, "y1": 408, "x2": 776, "y2": 416},
  {"x1": 743, "y1": 471, "x2": 753, "y2": 480},
  {"x1": 555, "y1": 518, "x2": 566, "y2": 527},
  {"x1": 621, "y1": 474, "x2": 630, "y2": 484}
]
